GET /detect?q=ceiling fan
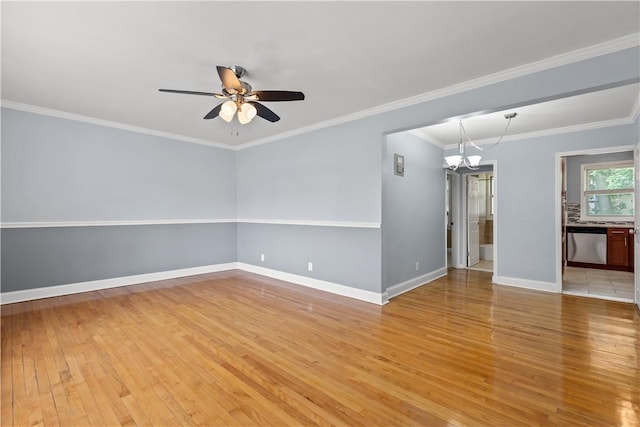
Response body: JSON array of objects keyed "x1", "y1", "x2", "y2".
[{"x1": 159, "y1": 66, "x2": 305, "y2": 124}]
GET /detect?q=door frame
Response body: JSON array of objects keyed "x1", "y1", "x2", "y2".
[
  {"x1": 445, "y1": 170, "x2": 459, "y2": 269},
  {"x1": 633, "y1": 141, "x2": 640, "y2": 308},
  {"x1": 467, "y1": 175, "x2": 481, "y2": 266},
  {"x1": 450, "y1": 160, "x2": 498, "y2": 278},
  {"x1": 554, "y1": 145, "x2": 636, "y2": 294}
]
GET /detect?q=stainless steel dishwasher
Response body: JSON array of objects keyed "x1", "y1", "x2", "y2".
[{"x1": 567, "y1": 226, "x2": 607, "y2": 265}]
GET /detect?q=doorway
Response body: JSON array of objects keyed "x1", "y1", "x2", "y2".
[
  {"x1": 448, "y1": 163, "x2": 496, "y2": 274},
  {"x1": 446, "y1": 171, "x2": 454, "y2": 268},
  {"x1": 557, "y1": 147, "x2": 636, "y2": 303}
]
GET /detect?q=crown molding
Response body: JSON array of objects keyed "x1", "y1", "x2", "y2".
[
  {"x1": 236, "y1": 33, "x2": 640, "y2": 150},
  {"x1": 405, "y1": 129, "x2": 446, "y2": 148},
  {"x1": 3, "y1": 34, "x2": 638, "y2": 152},
  {"x1": 0, "y1": 100, "x2": 233, "y2": 151},
  {"x1": 442, "y1": 117, "x2": 636, "y2": 151}
]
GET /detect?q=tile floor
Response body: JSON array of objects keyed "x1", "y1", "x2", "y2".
[
  {"x1": 469, "y1": 259, "x2": 494, "y2": 272},
  {"x1": 563, "y1": 266, "x2": 634, "y2": 301}
]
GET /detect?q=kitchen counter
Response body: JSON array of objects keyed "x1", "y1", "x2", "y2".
[
  {"x1": 566, "y1": 223, "x2": 634, "y2": 272},
  {"x1": 566, "y1": 222, "x2": 634, "y2": 228}
]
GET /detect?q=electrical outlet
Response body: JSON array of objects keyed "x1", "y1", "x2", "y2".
[
  {"x1": 415, "y1": 261, "x2": 420, "y2": 272},
  {"x1": 308, "y1": 262, "x2": 313, "y2": 271},
  {"x1": 260, "y1": 253, "x2": 265, "y2": 262}
]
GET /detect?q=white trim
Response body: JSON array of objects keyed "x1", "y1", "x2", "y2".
[
  {"x1": 386, "y1": 267, "x2": 448, "y2": 300},
  {"x1": 0, "y1": 218, "x2": 236, "y2": 229},
  {"x1": 406, "y1": 128, "x2": 446, "y2": 149},
  {"x1": 491, "y1": 161, "x2": 498, "y2": 276},
  {"x1": 0, "y1": 262, "x2": 386, "y2": 306},
  {"x1": 236, "y1": 34, "x2": 640, "y2": 151},
  {"x1": 454, "y1": 160, "x2": 498, "y2": 272},
  {"x1": 1, "y1": 218, "x2": 381, "y2": 229},
  {"x1": 237, "y1": 263, "x2": 386, "y2": 305},
  {"x1": 555, "y1": 144, "x2": 635, "y2": 159},
  {"x1": 579, "y1": 160, "x2": 635, "y2": 222},
  {"x1": 0, "y1": 263, "x2": 238, "y2": 305},
  {"x1": 443, "y1": 117, "x2": 637, "y2": 151},
  {"x1": 237, "y1": 219, "x2": 381, "y2": 229},
  {"x1": 0, "y1": 100, "x2": 232, "y2": 151},
  {"x1": 2, "y1": 34, "x2": 637, "y2": 152},
  {"x1": 555, "y1": 145, "x2": 636, "y2": 294},
  {"x1": 492, "y1": 275, "x2": 558, "y2": 293}
]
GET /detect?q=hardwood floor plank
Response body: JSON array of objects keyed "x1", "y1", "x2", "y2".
[
  {"x1": 1, "y1": 312, "x2": 14, "y2": 427},
  {"x1": 2, "y1": 268, "x2": 638, "y2": 426}
]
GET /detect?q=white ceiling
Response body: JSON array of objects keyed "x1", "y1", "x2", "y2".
[
  {"x1": 2, "y1": 1, "x2": 639, "y2": 148},
  {"x1": 413, "y1": 83, "x2": 640, "y2": 148}
]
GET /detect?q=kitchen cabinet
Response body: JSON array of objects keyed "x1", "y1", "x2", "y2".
[
  {"x1": 607, "y1": 228, "x2": 634, "y2": 271},
  {"x1": 566, "y1": 226, "x2": 634, "y2": 272}
]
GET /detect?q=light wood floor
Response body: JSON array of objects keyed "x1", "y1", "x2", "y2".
[{"x1": 2, "y1": 269, "x2": 639, "y2": 426}]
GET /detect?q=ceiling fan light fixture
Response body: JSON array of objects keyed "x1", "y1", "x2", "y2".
[
  {"x1": 219, "y1": 110, "x2": 234, "y2": 122},
  {"x1": 237, "y1": 102, "x2": 257, "y2": 124},
  {"x1": 219, "y1": 100, "x2": 237, "y2": 122},
  {"x1": 244, "y1": 103, "x2": 257, "y2": 120},
  {"x1": 221, "y1": 100, "x2": 237, "y2": 115},
  {"x1": 237, "y1": 111, "x2": 250, "y2": 124}
]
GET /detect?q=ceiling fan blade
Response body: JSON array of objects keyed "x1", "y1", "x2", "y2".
[
  {"x1": 252, "y1": 102, "x2": 280, "y2": 122},
  {"x1": 217, "y1": 66, "x2": 243, "y2": 92},
  {"x1": 252, "y1": 90, "x2": 305, "y2": 102},
  {"x1": 159, "y1": 89, "x2": 222, "y2": 97},
  {"x1": 203, "y1": 103, "x2": 223, "y2": 119}
]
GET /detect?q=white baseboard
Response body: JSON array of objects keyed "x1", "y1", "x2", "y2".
[
  {"x1": 236, "y1": 263, "x2": 386, "y2": 305},
  {"x1": 386, "y1": 267, "x2": 448, "y2": 300},
  {"x1": 0, "y1": 263, "x2": 238, "y2": 304},
  {"x1": 1, "y1": 262, "x2": 386, "y2": 306},
  {"x1": 492, "y1": 275, "x2": 559, "y2": 293}
]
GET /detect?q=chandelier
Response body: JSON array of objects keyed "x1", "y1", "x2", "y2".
[{"x1": 445, "y1": 112, "x2": 517, "y2": 170}]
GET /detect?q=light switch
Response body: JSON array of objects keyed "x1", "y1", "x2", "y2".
[{"x1": 394, "y1": 153, "x2": 405, "y2": 177}]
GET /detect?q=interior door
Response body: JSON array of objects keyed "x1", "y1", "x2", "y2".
[{"x1": 467, "y1": 175, "x2": 480, "y2": 266}]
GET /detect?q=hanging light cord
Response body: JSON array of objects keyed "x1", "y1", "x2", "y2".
[
  {"x1": 456, "y1": 122, "x2": 479, "y2": 170},
  {"x1": 461, "y1": 113, "x2": 516, "y2": 152}
]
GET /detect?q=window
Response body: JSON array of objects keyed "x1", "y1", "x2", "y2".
[{"x1": 580, "y1": 160, "x2": 634, "y2": 221}]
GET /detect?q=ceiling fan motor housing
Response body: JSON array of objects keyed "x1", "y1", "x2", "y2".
[{"x1": 229, "y1": 65, "x2": 247, "y2": 78}]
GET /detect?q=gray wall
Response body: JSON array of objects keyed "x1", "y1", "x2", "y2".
[
  {"x1": 2, "y1": 44, "x2": 638, "y2": 297},
  {"x1": 235, "y1": 46, "x2": 638, "y2": 296},
  {"x1": 1, "y1": 109, "x2": 237, "y2": 292},
  {"x1": 382, "y1": 132, "x2": 445, "y2": 288},
  {"x1": 236, "y1": 121, "x2": 385, "y2": 293},
  {"x1": 237, "y1": 223, "x2": 380, "y2": 293},
  {"x1": 465, "y1": 124, "x2": 637, "y2": 284},
  {"x1": 2, "y1": 223, "x2": 236, "y2": 292},
  {"x1": 237, "y1": 123, "x2": 382, "y2": 223},
  {"x1": 1, "y1": 108, "x2": 236, "y2": 221},
  {"x1": 565, "y1": 151, "x2": 633, "y2": 203}
]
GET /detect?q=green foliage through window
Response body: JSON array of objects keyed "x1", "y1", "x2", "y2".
[
  {"x1": 582, "y1": 161, "x2": 634, "y2": 219},
  {"x1": 586, "y1": 167, "x2": 634, "y2": 191}
]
